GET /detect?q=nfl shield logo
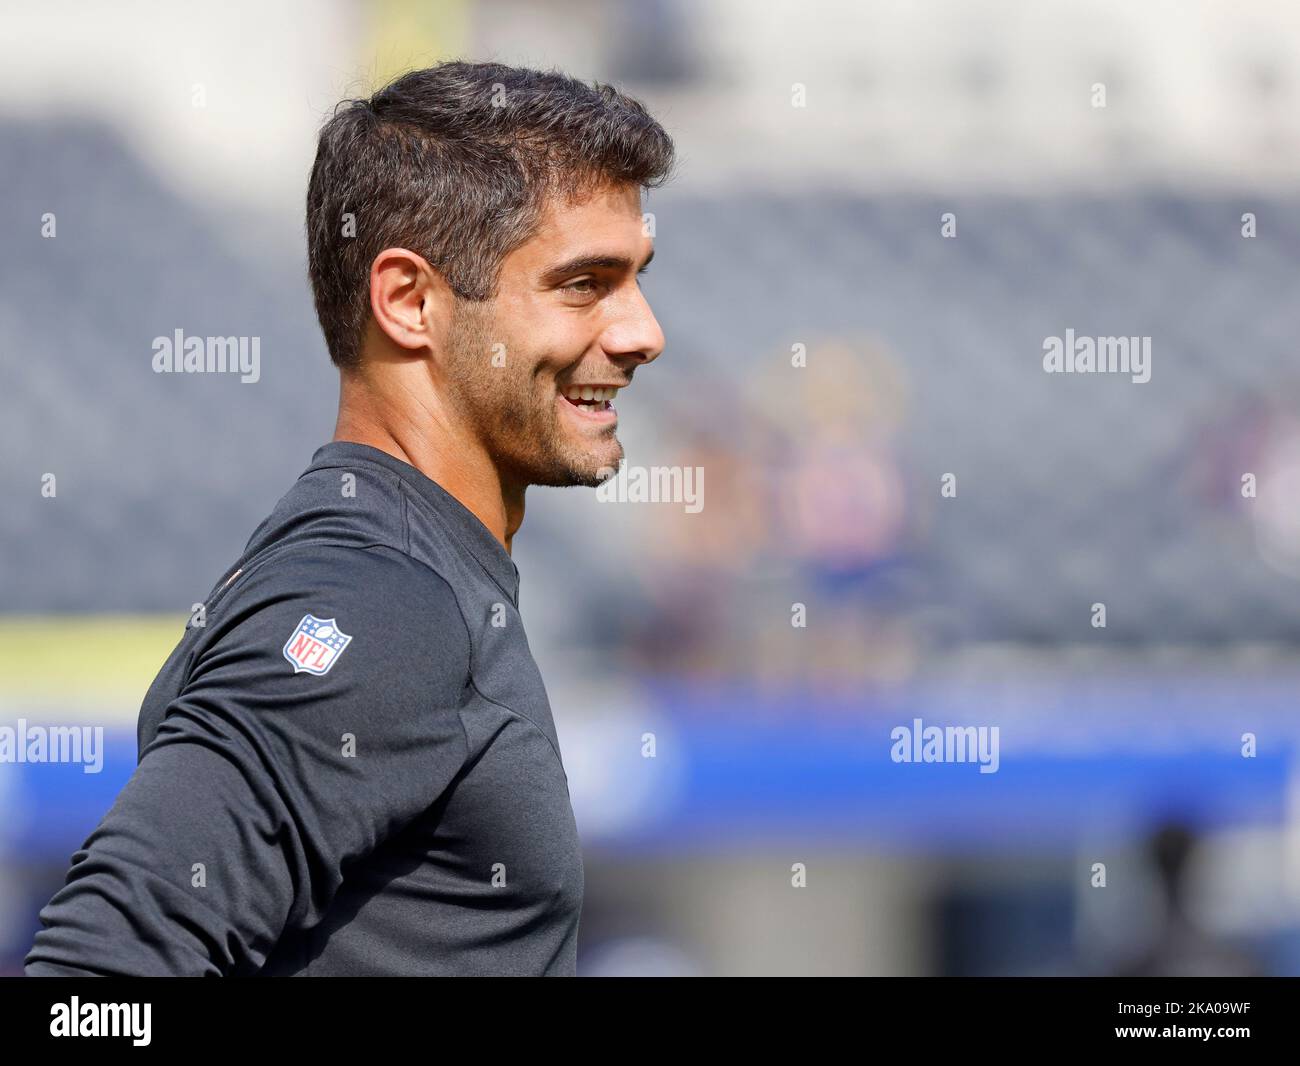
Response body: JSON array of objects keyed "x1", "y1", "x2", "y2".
[{"x1": 283, "y1": 614, "x2": 352, "y2": 675}]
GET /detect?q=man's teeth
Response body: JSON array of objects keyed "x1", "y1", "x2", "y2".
[{"x1": 564, "y1": 386, "x2": 620, "y2": 402}]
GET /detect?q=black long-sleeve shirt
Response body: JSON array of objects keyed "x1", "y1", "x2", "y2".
[{"x1": 25, "y1": 441, "x2": 584, "y2": 976}]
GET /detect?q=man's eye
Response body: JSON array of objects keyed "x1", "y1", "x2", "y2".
[{"x1": 563, "y1": 279, "x2": 599, "y2": 295}]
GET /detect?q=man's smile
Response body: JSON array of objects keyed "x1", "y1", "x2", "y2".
[{"x1": 557, "y1": 383, "x2": 622, "y2": 425}]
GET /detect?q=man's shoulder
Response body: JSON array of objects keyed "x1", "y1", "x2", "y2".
[
  {"x1": 243, "y1": 456, "x2": 414, "y2": 561},
  {"x1": 188, "y1": 542, "x2": 472, "y2": 697}
]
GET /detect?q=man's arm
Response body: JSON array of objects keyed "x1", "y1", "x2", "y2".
[{"x1": 25, "y1": 543, "x2": 472, "y2": 976}]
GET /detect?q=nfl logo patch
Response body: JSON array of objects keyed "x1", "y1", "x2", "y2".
[{"x1": 283, "y1": 614, "x2": 352, "y2": 675}]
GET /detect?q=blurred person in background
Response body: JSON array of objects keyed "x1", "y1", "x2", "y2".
[{"x1": 1113, "y1": 821, "x2": 1266, "y2": 977}]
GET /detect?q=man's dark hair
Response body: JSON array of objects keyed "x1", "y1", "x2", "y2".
[{"x1": 306, "y1": 60, "x2": 675, "y2": 370}]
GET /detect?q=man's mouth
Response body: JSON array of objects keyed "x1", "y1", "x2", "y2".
[{"x1": 559, "y1": 385, "x2": 621, "y2": 421}]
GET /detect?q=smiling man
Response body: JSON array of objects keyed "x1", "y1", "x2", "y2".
[{"x1": 25, "y1": 61, "x2": 672, "y2": 977}]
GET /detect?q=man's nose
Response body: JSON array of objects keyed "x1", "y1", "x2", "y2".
[{"x1": 604, "y1": 288, "x2": 665, "y2": 367}]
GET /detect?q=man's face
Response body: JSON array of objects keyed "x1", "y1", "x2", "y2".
[{"x1": 443, "y1": 181, "x2": 663, "y2": 488}]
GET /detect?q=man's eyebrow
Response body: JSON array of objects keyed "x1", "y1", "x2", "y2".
[{"x1": 539, "y1": 248, "x2": 655, "y2": 286}]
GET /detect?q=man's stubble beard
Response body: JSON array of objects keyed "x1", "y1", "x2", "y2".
[{"x1": 445, "y1": 300, "x2": 622, "y2": 489}]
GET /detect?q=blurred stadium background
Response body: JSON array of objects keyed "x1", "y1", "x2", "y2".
[{"x1": 4, "y1": 0, "x2": 1300, "y2": 975}]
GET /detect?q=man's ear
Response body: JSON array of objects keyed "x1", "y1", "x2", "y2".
[{"x1": 368, "y1": 248, "x2": 454, "y2": 353}]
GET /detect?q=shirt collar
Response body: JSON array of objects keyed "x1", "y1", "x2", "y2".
[{"x1": 306, "y1": 440, "x2": 521, "y2": 604}]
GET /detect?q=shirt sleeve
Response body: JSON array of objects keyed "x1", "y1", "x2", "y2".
[{"x1": 24, "y1": 543, "x2": 473, "y2": 976}]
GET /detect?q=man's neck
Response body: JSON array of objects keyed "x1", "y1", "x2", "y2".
[{"x1": 333, "y1": 382, "x2": 525, "y2": 555}]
